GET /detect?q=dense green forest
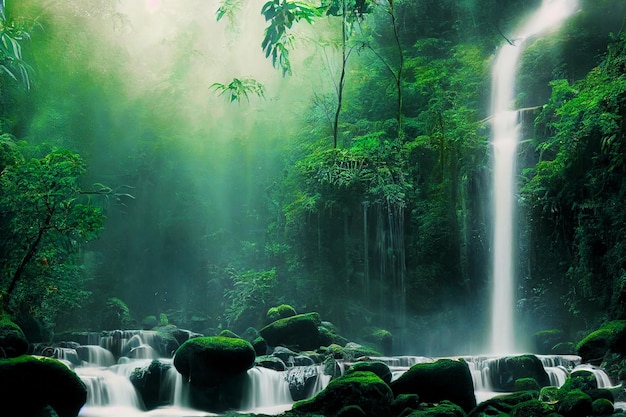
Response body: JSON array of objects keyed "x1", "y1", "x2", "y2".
[{"x1": 1, "y1": 0, "x2": 625, "y2": 355}]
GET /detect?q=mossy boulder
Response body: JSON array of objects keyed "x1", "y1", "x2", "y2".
[
  {"x1": 592, "y1": 398, "x2": 614, "y2": 415},
  {"x1": 576, "y1": 320, "x2": 626, "y2": 364},
  {"x1": 260, "y1": 312, "x2": 324, "y2": 351},
  {"x1": 410, "y1": 400, "x2": 467, "y2": 417},
  {"x1": 0, "y1": 355, "x2": 86, "y2": 417},
  {"x1": 141, "y1": 315, "x2": 159, "y2": 329},
  {"x1": 345, "y1": 361, "x2": 392, "y2": 385},
  {"x1": 555, "y1": 389, "x2": 592, "y2": 417},
  {"x1": 0, "y1": 313, "x2": 28, "y2": 358},
  {"x1": 391, "y1": 393, "x2": 420, "y2": 415},
  {"x1": 510, "y1": 399, "x2": 554, "y2": 417},
  {"x1": 173, "y1": 336, "x2": 255, "y2": 386},
  {"x1": 293, "y1": 370, "x2": 394, "y2": 417},
  {"x1": 487, "y1": 354, "x2": 550, "y2": 392},
  {"x1": 391, "y1": 358, "x2": 476, "y2": 413},
  {"x1": 362, "y1": 328, "x2": 393, "y2": 355},
  {"x1": 514, "y1": 377, "x2": 541, "y2": 392},
  {"x1": 266, "y1": 304, "x2": 297, "y2": 323},
  {"x1": 558, "y1": 369, "x2": 598, "y2": 394}
]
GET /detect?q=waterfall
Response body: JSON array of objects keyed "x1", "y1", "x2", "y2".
[{"x1": 489, "y1": 0, "x2": 578, "y2": 354}]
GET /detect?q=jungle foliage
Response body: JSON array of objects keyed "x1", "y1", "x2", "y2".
[{"x1": 1, "y1": 0, "x2": 625, "y2": 352}]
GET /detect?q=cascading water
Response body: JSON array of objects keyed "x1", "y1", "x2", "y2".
[{"x1": 489, "y1": 0, "x2": 578, "y2": 354}]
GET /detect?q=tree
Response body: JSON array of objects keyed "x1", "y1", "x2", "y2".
[{"x1": 0, "y1": 137, "x2": 106, "y2": 321}]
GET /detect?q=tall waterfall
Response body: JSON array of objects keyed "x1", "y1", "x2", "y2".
[{"x1": 489, "y1": 0, "x2": 578, "y2": 354}]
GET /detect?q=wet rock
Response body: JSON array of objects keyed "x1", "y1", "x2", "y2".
[
  {"x1": 260, "y1": 312, "x2": 324, "y2": 351},
  {"x1": 556, "y1": 389, "x2": 592, "y2": 417},
  {"x1": 130, "y1": 359, "x2": 172, "y2": 410},
  {"x1": 510, "y1": 398, "x2": 554, "y2": 417},
  {"x1": 293, "y1": 370, "x2": 393, "y2": 417},
  {"x1": 285, "y1": 364, "x2": 321, "y2": 401},
  {"x1": 345, "y1": 360, "x2": 392, "y2": 385},
  {"x1": 0, "y1": 355, "x2": 86, "y2": 417},
  {"x1": 255, "y1": 354, "x2": 286, "y2": 371},
  {"x1": 592, "y1": 398, "x2": 614, "y2": 415},
  {"x1": 468, "y1": 391, "x2": 536, "y2": 417},
  {"x1": 486, "y1": 354, "x2": 550, "y2": 392},
  {"x1": 411, "y1": 400, "x2": 466, "y2": 417},
  {"x1": 391, "y1": 358, "x2": 476, "y2": 413}
]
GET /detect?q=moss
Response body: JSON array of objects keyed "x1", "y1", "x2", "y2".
[
  {"x1": 592, "y1": 398, "x2": 614, "y2": 415},
  {"x1": 533, "y1": 329, "x2": 565, "y2": 354},
  {"x1": 219, "y1": 329, "x2": 240, "y2": 338},
  {"x1": 346, "y1": 361, "x2": 392, "y2": 384},
  {"x1": 468, "y1": 391, "x2": 537, "y2": 416},
  {"x1": 0, "y1": 355, "x2": 86, "y2": 417},
  {"x1": 294, "y1": 371, "x2": 393, "y2": 417},
  {"x1": 556, "y1": 389, "x2": 592, "y2": 417},
  {"x1": 391, "y1": 358, "x2": 476, "y2": 413},
  {"x1": 411, "y1": 400, "x2": 466, "y2": 417},
  {"x1": 488, "y1": 354, "x2": 550, "y2": 391},
  {"x1": 558, "y1": 370, "x2": 597, "y2": 394},
  {"x1": 510, "y1": 399, "x2": 554, "y2": 417},
  {"x1": 173, "y1": 336, "x2": 255, "y2": 387},
  {"x1": 266, "y1": 304, "x2": 297, "y2": 323},
  {"x1": 101, "y1": 297, "x2": 132, "y2": 330},
  {"x1": 514, "y1": 377, "x2": 541, "y2": 392},
  {"x1": 0, "y1": 313, "x2": 28, "y2": 357},
  {"x1": 260, "y1": 312, "x2": 323, "y2": 351},
  {"x1": 576, "y1": 320, "x2": 626, "y2": 363}
]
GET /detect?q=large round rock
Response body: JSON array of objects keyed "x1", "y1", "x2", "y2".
[
  {"x1": 391, "y1": 358, "x2": 476, "y2": 413},
  {"x1": 487, "y1": 354, "x2": 550, "y2": 392},
  {"x1": 0, "y1": 355, "x2": 86, "y2": 417},
  {"x1": 260, "y1": 312, "x2": 324, "y2": 350},
  {"x1": 174, "y1": 336, "x2": 255, "y2": 387}
]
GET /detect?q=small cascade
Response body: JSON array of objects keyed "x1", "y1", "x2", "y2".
[
  {"x1": 76, "y1": 345, "x2": 116, "y2": 367},
  {"x1": 78, "y1": 366, "x2": 144, "y2": 408},
  {"x1": 574, "y1": 364, "x2": 616, "y2": 388},
  {"x1": 241, "y1": 367, "x2": 293, "y2": 413}
]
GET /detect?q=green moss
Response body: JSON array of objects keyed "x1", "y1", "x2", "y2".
[
  {"x1": 0, "y1": 355, "x2": 86, "y2": 417},
  {"x1": 345, "y1": 361, "x2": 392, "y2": 384},
  {"x1": 259, "y1": 312, "x2": 323, "y2": 350},
  {"x1": 510, "y1": 399, "x2": 554, "y2": 417},
  {"x1": 556, "y1": 389, "x2": 592, "y2": 417},
  {"x1": 266, "y1": 304, "x2": 297, "y2": 323},
  {"x1": 576, "y1": 321, "x2": 626, "y2": 363},
  {"x1": 173, "y1": 336, "x2": 255, "y2": 386},
  {"x1": 391, "y1": 358, "x2": 476, "y2": 413},
  {"x1": 592, "y1": 398, "x2": 614, "y2": 415},
  {"x1": 219, "y1": 329, "x2": 240, "y2": 338},
  {"x1": 558, "y1": 370, "x2": 597, "y2": 394},
  {"x1": 0, "y1": 312, "x2": 28, "y2": 357},
  {"x1": 514, "y1": 377, "x2": 541, "y2": 392},
  {"x1": 294, "y1": 371, "x2": 393, "y2": 417}
]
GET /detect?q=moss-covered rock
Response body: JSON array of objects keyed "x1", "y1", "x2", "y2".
[
  {"x1": 361, "y1": 328, "x2": 393, "y2": 356},
  {"x1": 173, "y1": 336, "x2": 255, "y2": 386},
  {"x1": 391, "y1": 358, "x2": 476, "y2": 413},
  {"x1": 219, "y1": 329, "x2": 240, "y2": 338},
  {"x1": 576, "y1": 320, "x2": 626, "y2": 364},
  {"x1": 514, "y1": 377, "x2": 541, "y2": 392},
  {"x1": 556, "y1": 389, "x2": 593, "y2": 417},
  {"x1": 266, "y1": 304, "x2": 297, "y2": 323},
  {"x1": 342, "y1": 342, "x2": 383, "y2": 359},
  {"x1": 487, "y1": 354, "x2": 550, "y2": 392},
  {"x1": 409, "y1": 400, "x2": 467, "y2": 417},
  {"x1": 391, "y1": 393, "x2": 420, "y2": 416},
  {"x1": 260, "y1": 312, "x2": 323, "y2": 351},
  {"x1": 141, "y1": 315, "x2": 159, "y2": 330},
  {"x1": 345, "y1": 361, "x2": 392, "y2": 385},
  {"x1": 591, "y1": 398, "x2": 614, "y2": 415},
  {"x1": 510, "y1": 399, "x2": 554, "y2": 417},
  {"x1": 0, "y1": 313, "x2": 28, "y2": 358},
  {"x1": 558, "y1": 369, "x2": 598, "y2": 394},
  {"x1": 293, "y1": 370, "x2": 393, "y2": 417},
  {"x1": 0, "y1": 355, "x2": 86, "y2": 417}
]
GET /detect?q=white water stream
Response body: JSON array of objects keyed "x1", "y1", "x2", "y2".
[{"x1": 489, "y1": 0, "x2": 578, "y2": 354}]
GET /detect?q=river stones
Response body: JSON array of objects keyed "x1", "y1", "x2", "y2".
[
  {"x1": 391, "y1": 358, "x2": 476, "y2": 413},
  {"x1": 0, "y1": 355, "x2": 86, "y2": 417}
]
